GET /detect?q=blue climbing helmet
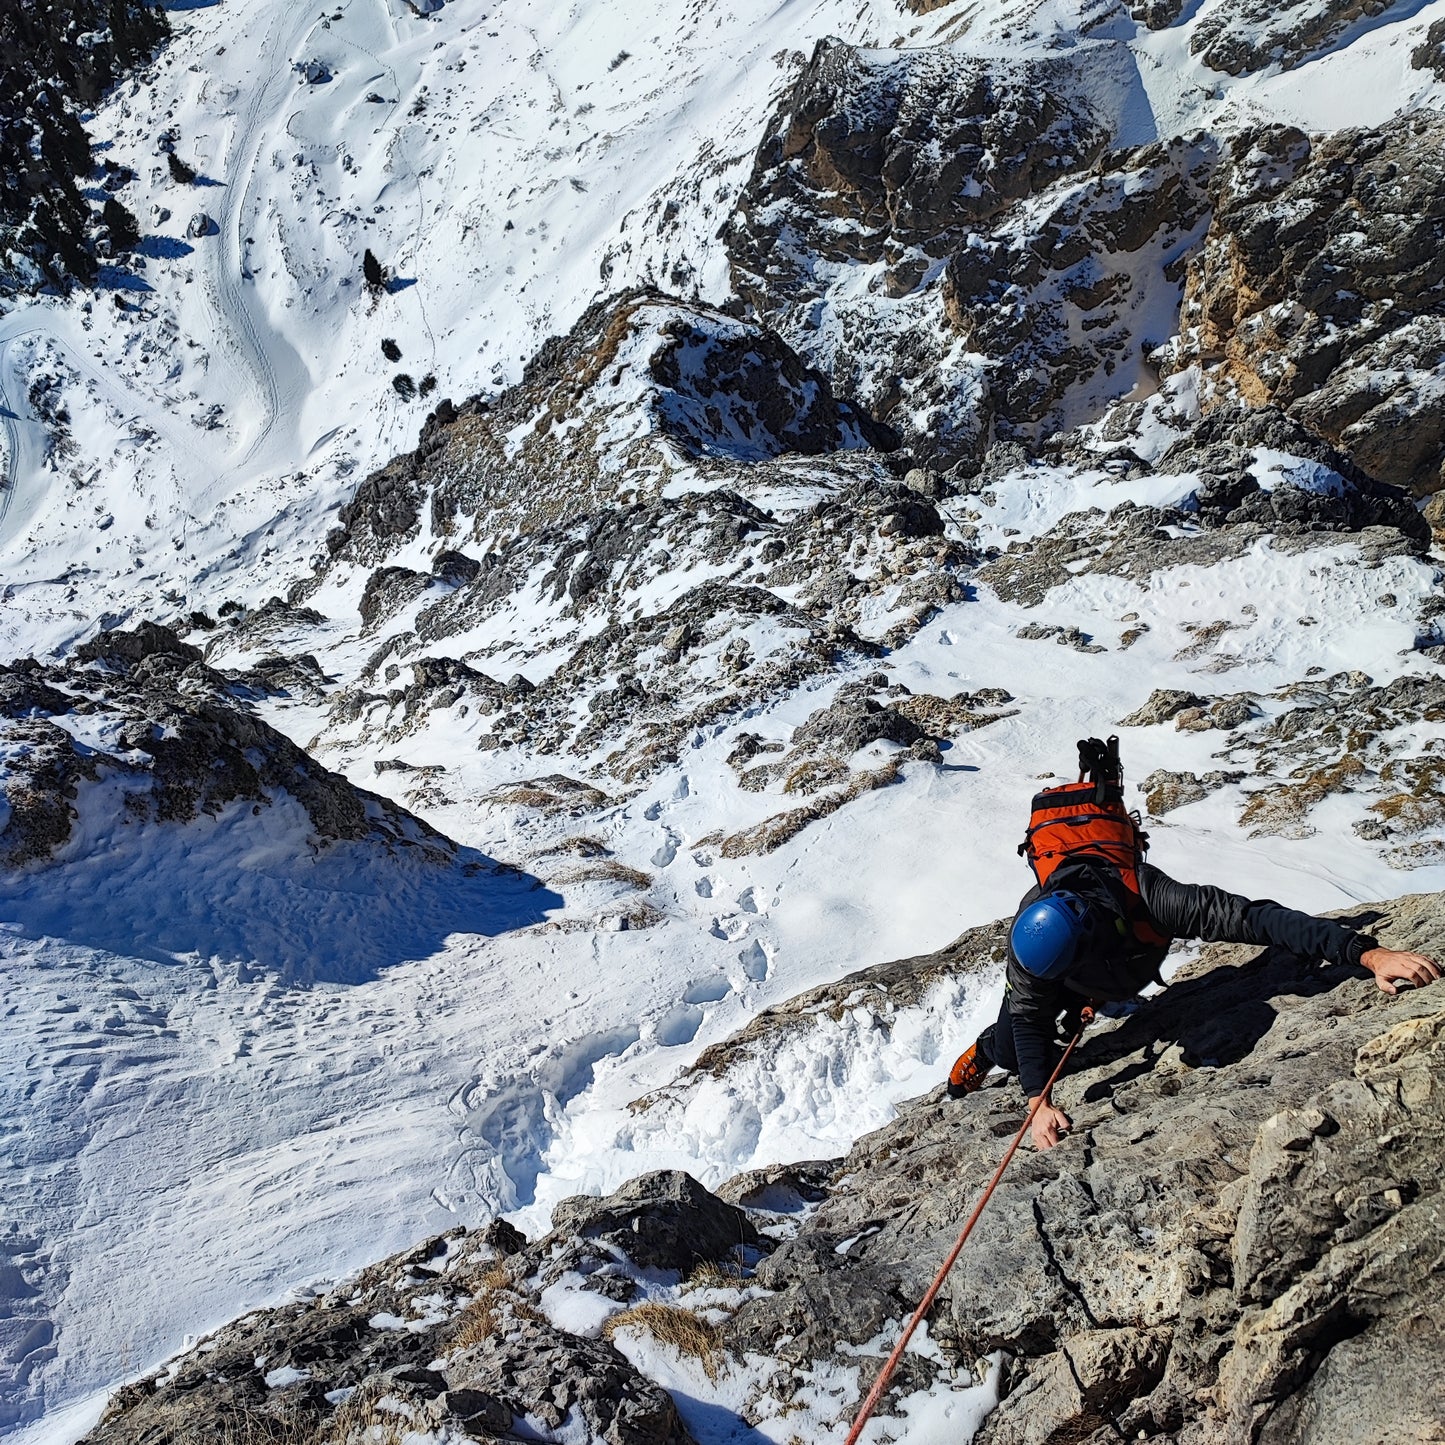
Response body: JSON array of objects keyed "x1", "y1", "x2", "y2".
[{"x1": 1010, "y1": 890, "x2": 1093, "y2": 980}]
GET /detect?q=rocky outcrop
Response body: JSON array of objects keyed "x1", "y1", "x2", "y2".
[
  {"x1": 729, "y1": 39, "x2": 1111, "y2": 305},
  {"x1": 0, "y1": 626, "x2": 454, "y2": 868},
  {"x1": 1190, "y1": 0, "x2": 1396, "y2": 76},
  {"x1": 975, "y1": 464, "x2": 1426, "y2": 613},
  {"x1": 941, "y1": 136, "x2": 1217, "y2": 435},
  {"x1": 1413, "y1": 17, "x2": 1445, "y2": 80},
  {"x1": 78, "y1": 893, "x2": 1445, "y2": 1444},
  {"x1": 324, "y1": 290, "x2": 893, "y2": 566},
  {"x1": 724, "y1": 38, "x2": 1144, "y2": 466},
  {"x1": 314, "y1": 469, "x2": 982, "y2": 788},
  {"x1": 80, "y1": 1227, "x2": 696, "y2": 1445},
  {"x1": 1162, "y1": 118, "x2": 1445, "y2": 497}
]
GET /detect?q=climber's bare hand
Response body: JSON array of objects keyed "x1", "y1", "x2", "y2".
[
  {"x1": 1360, "y1": 948, "x2": 1441, "y2": 994},
  {"x1": 1029, "y1": 1099, "x2": 1072, "y2": 1150}
]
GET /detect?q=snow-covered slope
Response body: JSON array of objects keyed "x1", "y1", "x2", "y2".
[{"x1": 3, "y1": 0, "x2": 1445, "y2": 1441}]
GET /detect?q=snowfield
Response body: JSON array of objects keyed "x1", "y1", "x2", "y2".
[{"x1": 4, "y1": 0, "x2": 1445, "y2": 1441}]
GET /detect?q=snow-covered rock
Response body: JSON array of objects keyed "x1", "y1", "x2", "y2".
[{"x1": 1162, "y1": 116, "x2": 1445, "y2": 497}]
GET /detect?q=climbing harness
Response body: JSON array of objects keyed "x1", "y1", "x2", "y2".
[{"x1": 842, "y1": 1026, "x2": 1087, "y2": 1445}]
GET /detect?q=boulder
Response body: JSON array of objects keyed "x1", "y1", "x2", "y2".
[{"x1": 548, "y1": 1170, "x2": 758, "y2": 1272}]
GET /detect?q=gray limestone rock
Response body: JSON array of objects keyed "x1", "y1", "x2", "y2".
[
  {"x1": 1412, "y1": 17, "x2": 1445, "y2": 79},
  {"x1": 547, "y1": 1170, "x2": 759, "y2": 1273}
]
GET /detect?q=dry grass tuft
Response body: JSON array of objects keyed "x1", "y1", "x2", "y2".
[
  {"x1": 1240, "y1": 754, "x2": 1365, "y2": 835},
  {"x1": 719, "y1": 761, "x2": 902, "y2": 857},
  {"x1": 601, "y1": 1302, "x2": 725, "y2": 1379},
  {"x1": 448, "y1": 1263, "x2": 512, "y2": 1350},
  {"x1": 542, "y1": 834, "x2": 612, "y2": 858},
  {"x1": 485, "y1": 775, "x2": 613, "y2": 814},
  {"x1": 548, "y1": 860, "x2": 652, "y2": 889},
  {"x1": 315, "y1": 1382, "x2": 411, "y2": 1445},
  {"x1": 781, "y1": 758, "x2": 848, "y2": 796},
  {"x1": 680, "y1": 1259, "x2": 744, "y2": 1292}
]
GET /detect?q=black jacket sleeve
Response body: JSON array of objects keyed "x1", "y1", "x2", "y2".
[
  {"x1": 1002, "y1": 958, "x2": 1069, "y2": 1099},
  {"x1": 1137, "y1": 863, "x2": 1376, "y2": 966}
]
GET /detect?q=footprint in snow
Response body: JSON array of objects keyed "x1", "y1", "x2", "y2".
[
  {"x1": 737, "y1": 940, "x2": 770, "y2": 982},
  {"x1": 651, "y1": 830, "x2": 679, "y2": 869},
  {"x1": 653, "y1": 1003, "x2": 704, "y2": 1047},
  {"x1": 682, "y1": 975, "x2": 731, "y2": 1005},
  {"x1": 695, "y1": 876, "x2": 714, "y2": 899}
]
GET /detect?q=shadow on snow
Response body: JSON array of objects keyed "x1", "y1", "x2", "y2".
[{"x1": 0, "y1": 819, "x2": 563, "y2": 986}]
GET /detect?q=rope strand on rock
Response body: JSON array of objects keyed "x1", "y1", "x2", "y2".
[{"x1": 841, "y1": 1029, "x2": 1086, "y2": 1445}]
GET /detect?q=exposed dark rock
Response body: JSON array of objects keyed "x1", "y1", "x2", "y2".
[
  {"x1": 1162, "y1": 118, "x2": 1445, "y2": 496},
  {"x1": 322, "y1": 291, "x2": 893, "y2": 566},
  {"x1": 547, "y1": 1170, "x2": 758, "y2": 1273},
  {"x1": 1224, "y1": 672, "x2": 1445, "y2": 851},
  {"x1": 431, "y1": 548, "x2": 480, "y2": 587},
  {"x1": 228, "y1": 653, "x2": 328, "y2": 704},
  {"x1": 0, "y1": 660, "x2": 77, "y2": 718},
  {"x1": 74, "y1": 621, "x2": 201, "y2": 668},
  {"x1": 1016, "y1": 622, "x2": 1105, "y2": 654},
  {"x1": 0, "y1": 719, "x2": 111, "y2": 866},
  {"x1": 789, "y1": 693, "x2": 925, "y2": 754},
  {"x1": 359, "y1": 565, "x2": 431, "y2": 630},
  {"x1": 730, "y1": 39, "x2": 1111, "y2": 307},
  {"x1": 1412, "y1": 17, "x2": 1445, "y2": 79},
  {"x1": 715, "y1": 1160, "x2": 838, "y2": 1211},
  {"x1": 445, "y1": 1322, "x2": 693, "y2": 1443},
  {"x1": 941, "y1": 136, "x2": 1217, "y2": 436},
  {"x1": 0, "y1": 636, "x2": 456, "y2": 868},
  {"x1": 1191, "y1": 0, "x2": 1402, "y2": 75},
  {"x1": 1130, "y1": 0, "x2": 1185, "y2": 27}
]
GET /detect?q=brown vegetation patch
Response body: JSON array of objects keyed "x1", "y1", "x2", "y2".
[
  {"x1": 719, "y1": 761, "x2": 903, "y2": 857},
  {"x1": 1240, "y1": 754, "x2": 1366, "y2": 836},
  {"x1": 547, "y1": 860, "x2": 652, "y2": 890},
  {"x1": 484, "y1": 775, "x2": 614, "y2": 814},
  {"x1": 601, "y1": 1302, "x2": 725, "y2": 1380}
]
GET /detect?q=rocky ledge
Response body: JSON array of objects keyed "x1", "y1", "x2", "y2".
[{"x1": 81, "y1": 891, "x2": 1445, "y2": 1444}]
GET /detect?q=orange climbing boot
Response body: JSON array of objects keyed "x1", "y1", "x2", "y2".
[{"x1": 947, "y1": 1041, "x2": 989, "y2": 1099}]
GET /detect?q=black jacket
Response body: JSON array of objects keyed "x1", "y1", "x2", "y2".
[{"x1": 1004, "y1": 859, "x2": 1377, "y2": 1097}]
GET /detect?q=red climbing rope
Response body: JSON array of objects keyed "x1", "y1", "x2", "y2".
[{"x1": 842, "y1": 1028, "x2": 1087, "y2": 1445}]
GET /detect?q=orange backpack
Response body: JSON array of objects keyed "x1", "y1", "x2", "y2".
[{"x1": 1019, "y1": 736, "x2": 1169, "y2": 948}]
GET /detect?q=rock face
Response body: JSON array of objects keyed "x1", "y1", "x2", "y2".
[
  {"x1": 710, "y1": 891, "x2": 1445, "y2": 1443},
  {"x1": 326, "y1": 289, "x2": 894, "y2": 566},
  {"x1": 0, "y1": 625, "x2": 451, "y2": 868},
  {"x1": 1163, "y1": 117, "x2": 1445, "y2": 496},
  {"x1": 724, "y1": 38, "x2": 1162, "y2": 466},
  {"x1": 941, "y1": 136, "x2": 1217, "y2": 435},
  {"x1": 1190, "y1": 0, "x2": 1395, "y2": 76},
  {"x1": 729, "y1": 39, "x2": 1110, "y2": 306},
  {"x1": 76, "y1": 894, "x2": 1445, "y2": 1444}
]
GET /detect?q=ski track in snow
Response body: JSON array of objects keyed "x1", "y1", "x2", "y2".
[{"x1": 4, "y1": 0, "x2": 1445, "y2": 1439}]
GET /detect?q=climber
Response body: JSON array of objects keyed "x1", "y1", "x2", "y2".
[{"x1": 947, "y1": 736, "x2": 1442, "y2": 1151}]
